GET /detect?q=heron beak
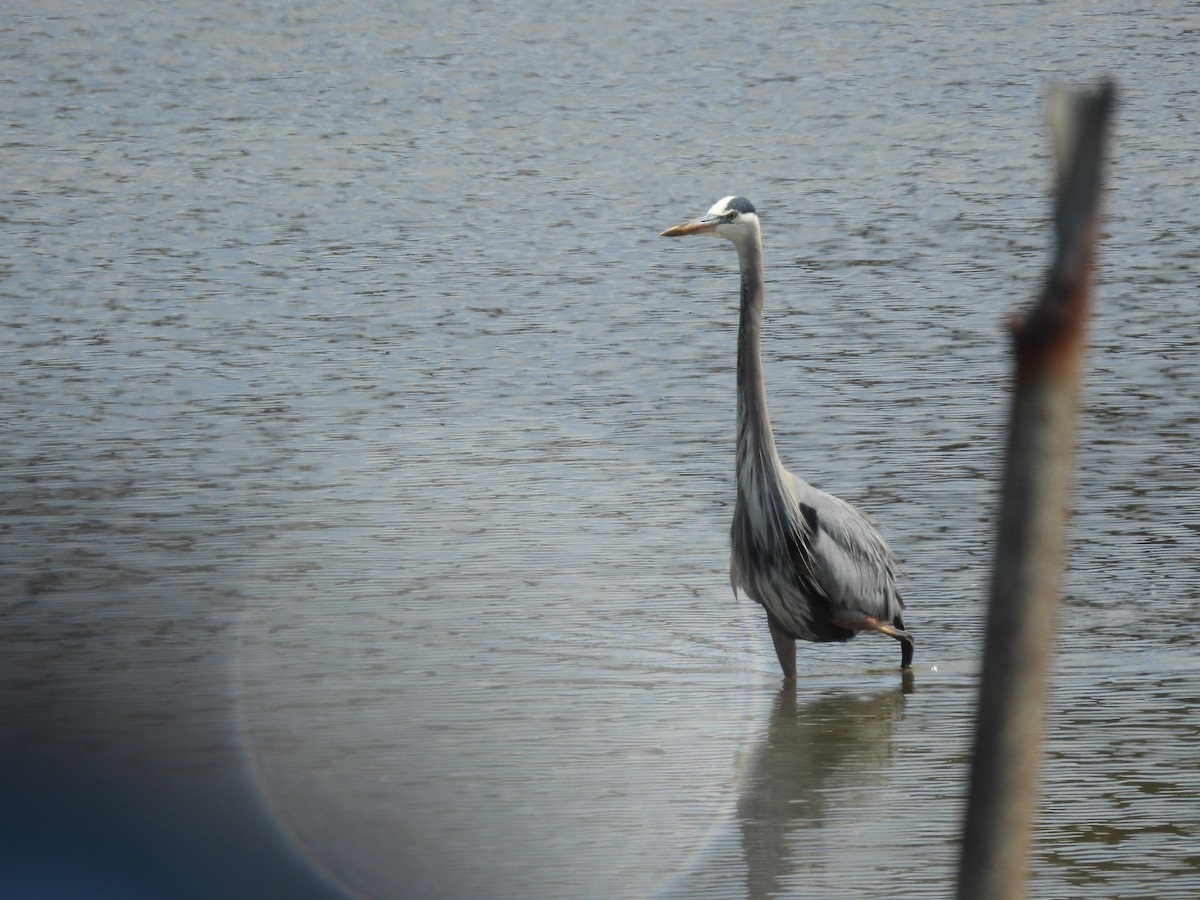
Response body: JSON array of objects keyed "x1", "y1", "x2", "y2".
[{"x1": 661, "y1": 214, "x2": 720, "y2": 237}]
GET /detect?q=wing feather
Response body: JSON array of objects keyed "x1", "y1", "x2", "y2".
[{"x1": 791, "y1": 476, "x2": 905, "y2": 621}]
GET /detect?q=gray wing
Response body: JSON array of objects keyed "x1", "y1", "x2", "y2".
[{"x1": 789, "y1": 475, "x2": 905, "y2": 622}]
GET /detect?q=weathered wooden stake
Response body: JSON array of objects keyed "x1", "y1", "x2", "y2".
[{"x1": 957, "y1": 80, "x2": 1115, "y2": 900}]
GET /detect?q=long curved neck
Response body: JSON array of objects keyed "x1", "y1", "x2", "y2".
[{"x1": 733, "y1": 228, "x2": 784, "y2": 489}]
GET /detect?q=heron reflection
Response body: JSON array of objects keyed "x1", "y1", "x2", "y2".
[{"x1": 738, "y1": 684, "x2": 908, "y2": 897}]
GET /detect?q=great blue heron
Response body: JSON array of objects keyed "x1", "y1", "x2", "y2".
[{"x1": 662, "y1": 196, "x2": 914, "y2": 676}]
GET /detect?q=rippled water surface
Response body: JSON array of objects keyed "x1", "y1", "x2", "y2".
[{"x1": 3, "y1": 1, "x2": 1199, "y2": 897}]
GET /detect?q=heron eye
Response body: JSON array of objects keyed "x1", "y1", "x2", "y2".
[{"x1": 724, "y1": 211, "x2": 737, "y2": 221}]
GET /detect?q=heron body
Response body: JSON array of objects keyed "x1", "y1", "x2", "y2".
[{"x1": 662, "y1": 196, "x2": 914, "y2": 676}]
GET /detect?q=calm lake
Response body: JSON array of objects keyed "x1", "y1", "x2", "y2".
[{"x1": 3, "y1": 1, "x2": 1199, "y2": 897}]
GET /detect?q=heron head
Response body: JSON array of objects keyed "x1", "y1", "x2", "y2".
[{"x1": 661, "y1": 196, "x2": 759, "y2": 242}]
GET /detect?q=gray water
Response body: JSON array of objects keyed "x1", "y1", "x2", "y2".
[{"x1": 3, "y1": 1, "x2": 1199, "y2": 897}]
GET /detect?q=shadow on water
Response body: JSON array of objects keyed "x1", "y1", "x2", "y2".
[{"x1": 736, "y1": 682, "x2": 910, "y2": 898}]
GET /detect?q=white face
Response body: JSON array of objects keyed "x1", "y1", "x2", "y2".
[{"x1": 707, "y1": 197, "x2": 760, "y2": 242}]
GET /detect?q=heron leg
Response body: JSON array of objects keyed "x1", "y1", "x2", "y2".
[
  {"x1": 765, "y1": 611, "x2": 797, "y2": 679},
  {"x1": 895, "y1": 614, "x2": 914, "y2": 670},
  {"x1": 831, "y1": 610, "x2": 915, "y2": 670}
]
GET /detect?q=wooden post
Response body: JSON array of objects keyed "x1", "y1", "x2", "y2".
[{"x1": 957, "y1": 80, "x2": 1115, "y2": 900}]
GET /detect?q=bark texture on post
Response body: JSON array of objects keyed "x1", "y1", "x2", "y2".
[{"x1": 957, "y1": 81, "x2": 1115, "y2": 900}]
